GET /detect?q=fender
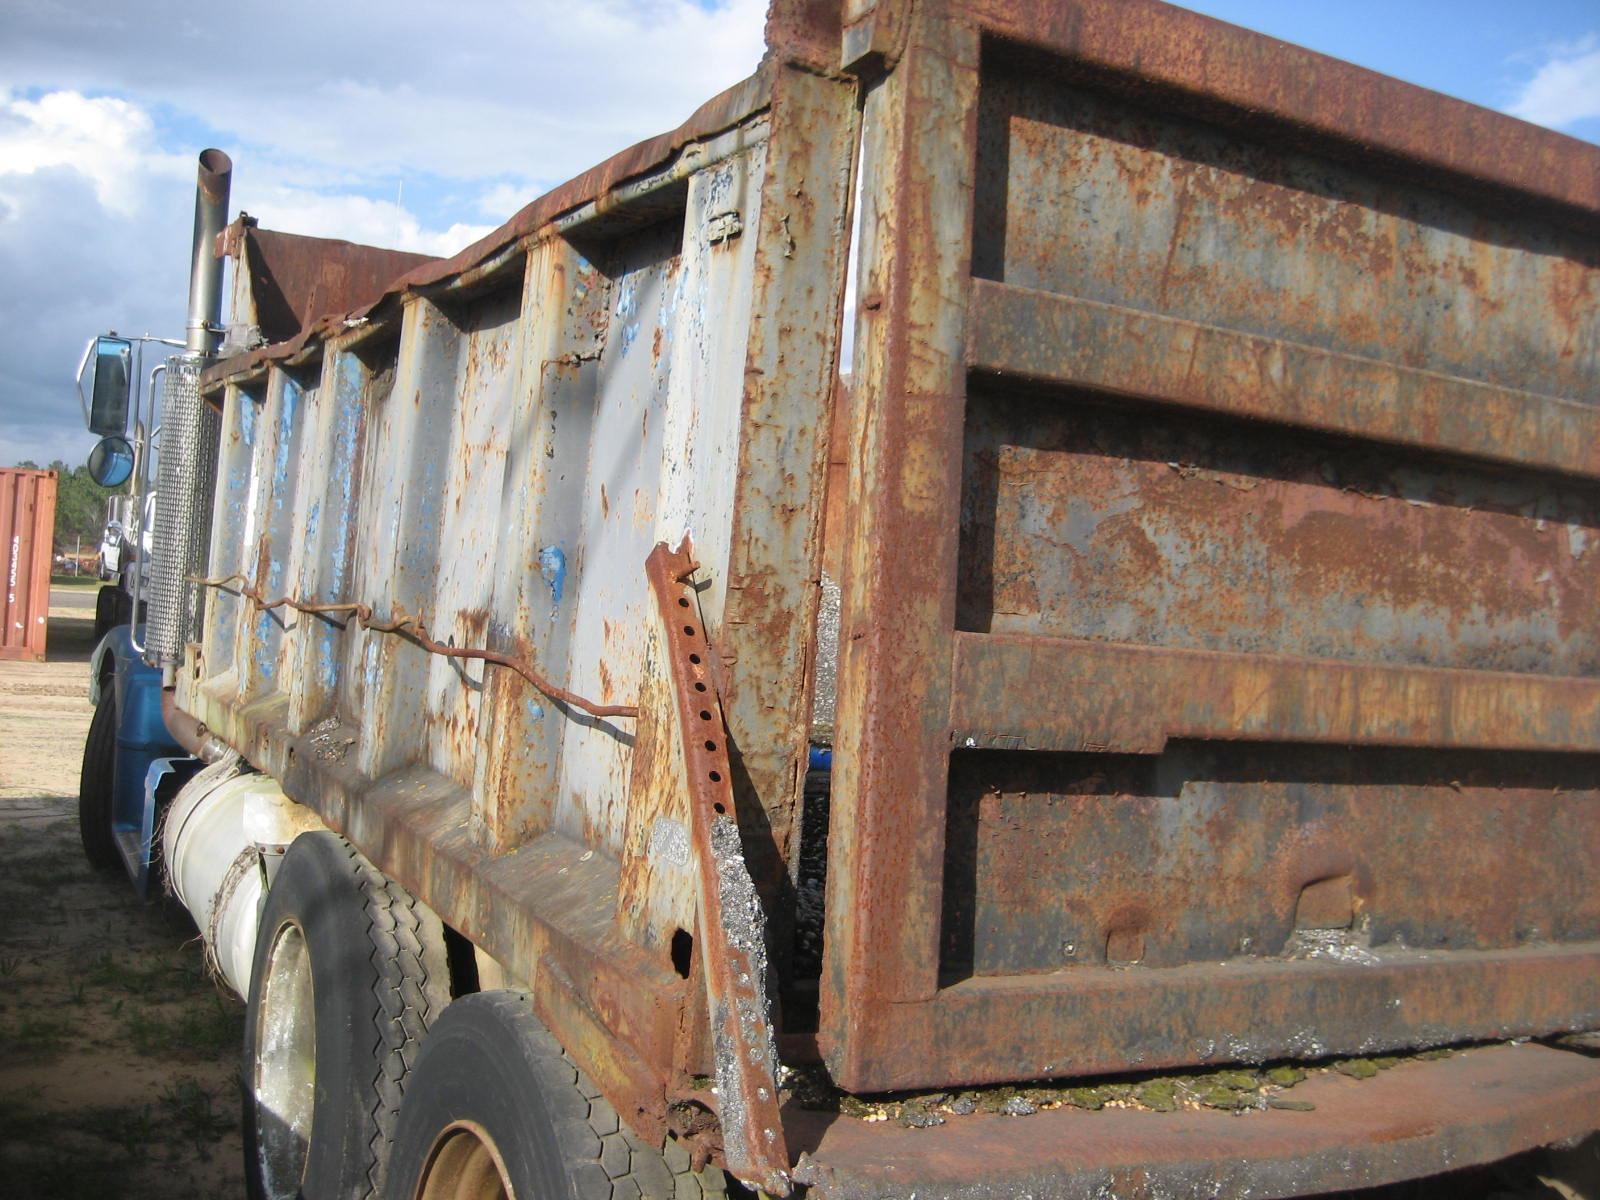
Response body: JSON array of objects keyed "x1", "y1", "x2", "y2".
[{"x1": 92, "y1": 625, "x2": 190, "y2": 892}]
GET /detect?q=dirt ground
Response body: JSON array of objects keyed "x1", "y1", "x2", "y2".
[{"x1": 0, "y1": 593, "x2": 245, "y2": 1198}]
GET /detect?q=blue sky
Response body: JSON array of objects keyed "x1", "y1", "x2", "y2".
[
  {"x1": 1187, "y1": 0, "x2": 1597, "y2": 147},
  {"x1": 1, "y1": 0, "x2": 1595, "y2": 468}
]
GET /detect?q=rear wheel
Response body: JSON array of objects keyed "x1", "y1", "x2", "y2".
[
  {"x1": 388, "y1": 990, "x2": 727, "y2": 1200},
  {"x1": 77, "y1": 688, "x2": 120, "y2": 872},
  {"x1": 92, "y1": 585, "x2": 123, "y2": 644},
  {"x1": 242, "y1": 831, "x2": 451, "y2": 1200}
]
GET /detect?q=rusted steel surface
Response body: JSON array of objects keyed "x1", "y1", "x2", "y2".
[
  {"x1": 190, "y1": 570, "x2": 637, "y2": 717},
  {"x1": 853, "y1": 946, "x2": 1600, "y2": 1090},
  {"x1": 646, "y1": 539, "x2": 790, "y2": 1196},
  {"x1": 970, "y1": 57, "x2": 1596, "y2": 403},
  {"x1": 179, "y1": 8, "x2": 853, "y2": 1176},
  {"x1": 963, "y1": 0, "x2": 1600, "y2": 225},
  {"x1": 716, "y1": 61, "x2": 859, "y2": 963},
  {"x1": 950, "y1": 637, "x2": 1600, "y2": 754},
  {"x1": 175, "y1": 0, "x2": 1600, "y2": 1188},
  {"x1": 968, "y1": 280, "x2": 1600, "y2": 480},
  {"x1": 0, "y1": 468, "x2": 57, "y2": 663},
  {"x1": 791, "y1": 1043, "x2": 1600, "y2": 1200},
  {"x1": 221, "y1": 215, "x2": 438, "y2": 346},
  {"x1": 823, "y1": 0, "x2": 980, "y2": 1075},
  {"x1": 938, "y1": 746, "x2": 1600, "y2": 978},
  {"x1": 821, "y1": 0, "x2": 1600, "y2": 1099}
]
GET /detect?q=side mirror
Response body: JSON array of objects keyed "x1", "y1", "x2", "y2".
[
  {"x1": 87, "y1": 435, "x2": 135, "y2": 488},
  {"x1": 78, "y1": 335, "x2": 134, "y2": 436}
]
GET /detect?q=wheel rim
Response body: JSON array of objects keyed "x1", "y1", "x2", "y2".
[
  {"x1": 254, "y1": 920, "x2": 316, "y2": 1199},
  {"x1": 417, "y1": 1121, "x2": 516, "y2": 1200}
]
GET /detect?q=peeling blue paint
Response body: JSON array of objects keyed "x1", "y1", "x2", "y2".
[
  {"x1": 254, "y1": 611, "x2": 276, "y2": 681},
  {"x1": 272, "y1": 383, "x2": 300, "y2": 514},
  {"x1": 616, "y1": 277, "x2": 639, "y2": 355},
  {"x1": 317, "y1": 631, "x2": 338, "y2": 691},
  {"x1": 239, "y1": 394, "x2": 258, "y2": 446},
  {"x1": 526, "y1": 697, "x2": 545, "y2": 722},
  {"x1": 539, "y1": 545, "x2": 566, "y2": 605},
  {"x1": 327, "y1": 375, "x2": 364, "y2": 600}
]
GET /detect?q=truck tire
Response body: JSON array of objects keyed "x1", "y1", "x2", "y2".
[
  {"x1": 387, "y1": 990, "x2": 728, "y2": 1200},
  {"x1": 93, "y1": 585, "x2": 118, "y2": 644},
  {"x1": 243, "y1": 831, "x2": 451, "y2": 1200},
  {"x1": 78, "y1": 688, "x2": 120, "y2": 872}
]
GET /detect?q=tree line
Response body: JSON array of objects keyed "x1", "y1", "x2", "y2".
[{"x1": 13, "y1": 460, "x2": 127, "y2": 554}]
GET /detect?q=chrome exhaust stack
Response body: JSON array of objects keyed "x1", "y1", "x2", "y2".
[
  {"x1": 146, "y1": 150, "x2": 231, "y2": 669},
  {"x1": 185, "y1": 149, "x2": 232, "y2": 357}
]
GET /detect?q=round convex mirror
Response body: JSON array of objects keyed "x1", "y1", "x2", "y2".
[{"x1": 86, "y1": 435, "x2": 135, "y2": 488}]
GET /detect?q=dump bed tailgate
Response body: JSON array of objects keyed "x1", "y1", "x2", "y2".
[{"x1": 823, "y1": 0, "x2": 1600, "y2": 1093}]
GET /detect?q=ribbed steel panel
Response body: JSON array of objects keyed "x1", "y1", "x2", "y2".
[{"x1": 1, "y1": 467, "x2": 58, "y2": 662}]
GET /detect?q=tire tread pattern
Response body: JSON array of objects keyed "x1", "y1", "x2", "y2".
[
  {"x1": 349, "y1": 845, "x2": 448, "y2": 1198},
  {"x1": 480, "y1": 992, "x2": 727, "y2": 1200}
]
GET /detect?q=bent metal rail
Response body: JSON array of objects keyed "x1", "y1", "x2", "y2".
[{"x1": 176, "y1": 0, "x2": 1600, "y2": 1195}]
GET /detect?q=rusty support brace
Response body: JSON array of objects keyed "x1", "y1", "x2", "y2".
[{"x1": 645, "y1": 539, "x2": 791, "y2": 1196}]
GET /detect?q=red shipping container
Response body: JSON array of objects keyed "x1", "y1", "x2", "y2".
[{"x1": 1, "y1": 467, "x2": 58, "y2": 662}]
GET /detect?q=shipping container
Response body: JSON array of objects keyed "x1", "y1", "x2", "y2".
[{"x1": 1, "y1": 467, "x2": 58, "y2": 663}]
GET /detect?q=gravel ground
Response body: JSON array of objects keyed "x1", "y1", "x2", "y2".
[{"x1": 0, "y1": 606, "x2": 245, "y2": 1199}]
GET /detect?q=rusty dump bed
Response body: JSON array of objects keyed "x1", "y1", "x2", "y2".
[{"x1": 181, "y1": 0, "x2": 1600, "y2": 1195}]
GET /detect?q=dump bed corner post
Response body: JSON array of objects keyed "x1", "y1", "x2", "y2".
[
  {"x1": 719, "y1": 50, "x2": 863, "y2": 957},
  {"x1": 821, "y1": 0, "x2": 980, "y2": 1089}
]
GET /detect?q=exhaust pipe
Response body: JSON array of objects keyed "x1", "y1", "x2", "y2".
[
  {"x1": 148, "y1": 150, "x2": 231, "y2": 666},
  {"x1": 186, "y1": 148, "x2": 232, "y2": 357}
]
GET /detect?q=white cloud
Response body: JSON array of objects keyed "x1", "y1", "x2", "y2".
[
  {"x1": 0, "y1": 1, "x2": 771, "y2": 468},
  {"x1": 1508, "y1": 35, "x2": 1600, "y2": 129},
  {"x1": 0, "y1": 1, "x2": 768, "y2": 188},
  {"x1": 478, "y1": 181, "x2": 543, "y2": 221},
  {"x1": 0, "y1": 89, "x2": 186, "y2": 214},
  {"x1": 242, "y1": 188, "x2": 494, "y2": 258}
]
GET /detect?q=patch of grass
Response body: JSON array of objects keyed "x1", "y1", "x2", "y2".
[
  {"x1": 0, "y1": 1092, "x2": 153, "y2": 1200},
  {"x1": 8, "y1": 850, "x2": 78, "y2": 891},
  {"x1": 0, "y1": 1147, "x2": 131, "y2": 1200},
  {"x1": 0, "y1": 1091, "x2": 58, "y2": 1141},
  {"x1": 157, "y1": 1079, "x2": 233, "y2": 1154},
  {"x1": 2, "y1": 1013, "x2": 75, "y2": 1061},
  {"x1": 123, "y1": 994, "x2": 243, "y2": 1060},
  {"x1": 87, "y1": 951, "x2": 202, "y2": 1002},
  {"x1": 75, "y1": 1103, "x2": 157, "y2": 1160}
]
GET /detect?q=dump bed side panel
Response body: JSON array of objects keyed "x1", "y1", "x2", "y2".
[
  {"x1": 824, "y1": 0, "x2": 1600, "y2": 1092},
  {"x1": 180, "y1": 56, "x2": 861, "y2": 1125},
  {"x1": 195, "y1": 131, "x2": 773, "y2": 854}
]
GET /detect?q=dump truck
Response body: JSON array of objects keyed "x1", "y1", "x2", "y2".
[{"x1": 73, "y1": 1, "x2": 1600, "y2": 1196}]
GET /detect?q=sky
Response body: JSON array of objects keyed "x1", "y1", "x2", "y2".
[{"x1": 1, "y1": 0, "x2": 1596, "y2": 469}]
